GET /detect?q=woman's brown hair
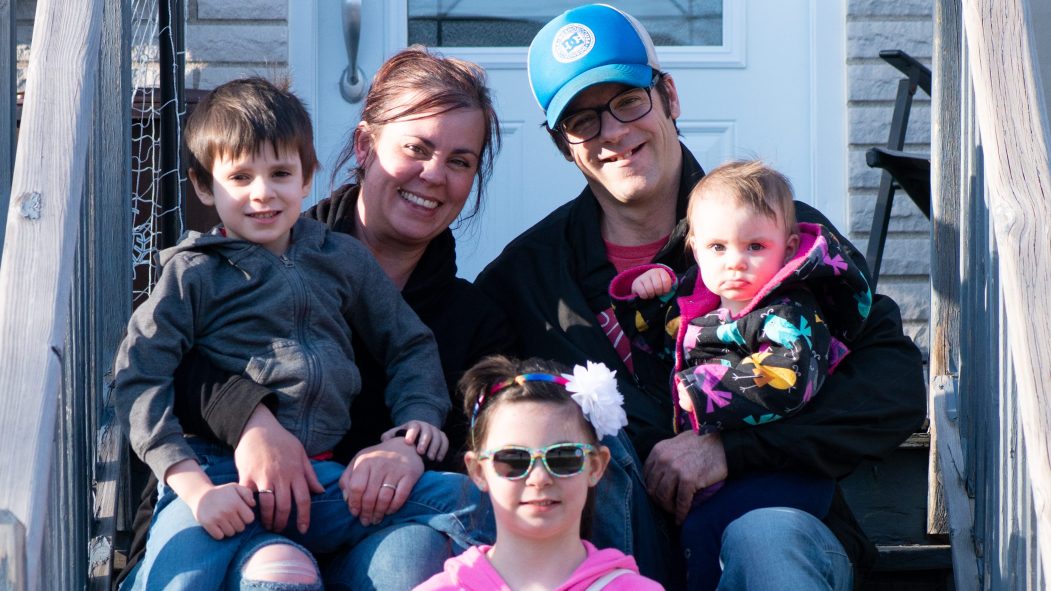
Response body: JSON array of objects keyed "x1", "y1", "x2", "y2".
[{"x1": 332, "y1": 45, "x2": 500, "y2": 224}]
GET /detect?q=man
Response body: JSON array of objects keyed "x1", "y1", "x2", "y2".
[{"x1": 476, "y1": 4, "x2": 926, "y2": 590}]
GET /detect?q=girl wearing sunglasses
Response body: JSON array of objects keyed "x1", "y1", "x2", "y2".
[{"x1": 415, "y1": 355, "x2": 663, "y2": 590}]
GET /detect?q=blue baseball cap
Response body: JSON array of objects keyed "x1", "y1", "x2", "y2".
[{"x1": 528, "y1": 4, "x2": 660, "y2": 129}]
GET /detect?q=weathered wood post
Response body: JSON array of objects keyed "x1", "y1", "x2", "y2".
[
  {"x1": 0, "y1": 0, "x2": 16, "y2": 259},
  {"x1": 962, "y1": 0, "x2": 1051, "y2": 578},
  {"x1": 928, "y1": 0, "x2": 962, "y2": 538},
  {"x1": 79, "y1": 0, "x2": 132, "y2": 587},
  {"x1": 0, "y1": 0, "x2": 105, "y2": 587},
  {"x1": 929, "y1": 2, "x2": 983, "y2": 587}
]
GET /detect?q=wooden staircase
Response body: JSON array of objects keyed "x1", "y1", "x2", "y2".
[
  {"x1": 842, "y1": 431, "x2": 954, "y2": 590},
  {"x1": 845, "y1": 48, "x2": 951, "y2": 589}
]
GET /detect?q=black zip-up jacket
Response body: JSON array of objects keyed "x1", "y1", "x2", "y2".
[{"x1": 474, "y1": 144, "x2": 927, "y2": 568}]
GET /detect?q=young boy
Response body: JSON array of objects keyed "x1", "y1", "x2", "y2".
[
  {"x1": 608, "y1": 159, "x2": 873, "y2": 587},
  {"x1": 113, "y1": 78, "x2": 480, "y2": 590}
]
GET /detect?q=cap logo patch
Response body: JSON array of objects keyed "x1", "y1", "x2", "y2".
[{"x1": 552, "y1": 23, "x2": 594, "y2": 63}]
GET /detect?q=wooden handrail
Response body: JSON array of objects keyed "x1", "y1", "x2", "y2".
[
  {"x1": 0, "y1": 0, "x2": 104, "y2": 587},
  {"x1": 962, "y1": 0, "x2": 1051, "y2": 577}
]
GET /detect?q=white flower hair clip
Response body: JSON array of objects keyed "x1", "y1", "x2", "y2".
[
  {"x1": 476, "y1": 361, "x2": 628, "y2": 440},
  {"x1": 562, "y1": 361, "x2": 628, "y2": 440}
]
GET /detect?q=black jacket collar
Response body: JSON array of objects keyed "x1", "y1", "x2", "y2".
[
  {"x1": 306, "y1": 183, "x2": 459, "y2": 314},
  {"x1": 567, "y1": 142, "x2": 705, "y2": 313}
]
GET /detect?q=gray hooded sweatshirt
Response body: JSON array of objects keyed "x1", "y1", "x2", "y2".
[{"x1": 113, "y1": 217, "x2": 448, "y2": 481}]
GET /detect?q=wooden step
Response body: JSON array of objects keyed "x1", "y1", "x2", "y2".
[
  {"x1": 841, "y1": 433, "x2": 932, "y2": 545},
  {"x1": 844, "y1": 433, "x2": 954, "y2": 590},
  {"x1": 874, "y1": 543, "x2": 952, "y2": 572},
  {"x1": 861, "y1": 544, "x2": 953, "y2": 591}
]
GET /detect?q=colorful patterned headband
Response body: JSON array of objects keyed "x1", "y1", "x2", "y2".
[
  {"x1": 470, "y1": 362, "x2": 627, "y2": 441},
  {"x1": 489, "y1": 373, "x2": 569, "y2": 395}
]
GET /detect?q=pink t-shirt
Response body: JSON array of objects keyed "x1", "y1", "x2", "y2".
[
  {"x1": 413, "y1": 540, "x2": 664, "y2": 591},
  {"x1": 600, "y1": 236, "x2": 670, "y2": 373},
  {"x1": 604, "y1": 236, "x2": 668, "y2": 274}
]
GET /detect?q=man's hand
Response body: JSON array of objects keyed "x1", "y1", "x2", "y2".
[
  {"x1": 643, "y1": 431, "x2": 728, "y2": 524},
  {"x1": 631, "y1": 268, "x2": 675, "y2": 300},
  {"x1": 235, "y1": 405, "x2": 324, "y2": 534},
  {"x1": 340, "y1": 436, "x2": 425, "y2": 526},
  {"x1": 380, "y1": 420, "x2": 449, "y2": 462}
]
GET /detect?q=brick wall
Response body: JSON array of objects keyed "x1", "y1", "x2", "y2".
[
  {"x1": 185, "y1": 0, "x2": 288, "y2": 89},
  {"x1": 847, "y1": 0, "x2": 933, "y2": 353}
]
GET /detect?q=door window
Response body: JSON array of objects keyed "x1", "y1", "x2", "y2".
[{"x1": 408, "y1": 1, "x2": 724, "y2": 48}]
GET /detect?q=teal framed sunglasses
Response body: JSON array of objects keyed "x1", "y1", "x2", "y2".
[{"x1": 478, "y1": 442, "x2": 596, "y2": 480}]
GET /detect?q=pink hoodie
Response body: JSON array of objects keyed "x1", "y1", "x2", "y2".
[{"x1": 414, "y1": 541, "x2": 664, "y2": 591}]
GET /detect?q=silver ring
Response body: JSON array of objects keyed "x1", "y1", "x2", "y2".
[
  {"x1": 258, "y1": 489, "x2": 274, "y2": 495},
  {"x1": 380, "y1": 483, "x2": 397, "y2": 492}
]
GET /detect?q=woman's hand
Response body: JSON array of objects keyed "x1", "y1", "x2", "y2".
[
  {"x1": 339, "y1": 437, "x2": 424, "y2": 526},
  {"x1": 234, "y1": 405, "x2": 324, "y2": 534},
  {"x1": 380, "y1": 420, "x2": 449, "y2": 461}
]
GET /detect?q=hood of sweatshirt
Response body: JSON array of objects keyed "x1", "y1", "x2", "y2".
[
  {"x1": 158, "y1": 217, "x2": 328, "y2": 267},
  {"x1": 560, "y1": 541, "x2": 642, "y2": 591},
  {"x1": 432, "y1": 541, "x2": 641, "y2": 591},
  {"x1": 677, "y1": 221, "x2": 872, "y2": 341}
]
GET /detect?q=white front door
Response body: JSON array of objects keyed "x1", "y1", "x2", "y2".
[{"x1": 290, "y1": 1, "x2": 845, "y2": 280}]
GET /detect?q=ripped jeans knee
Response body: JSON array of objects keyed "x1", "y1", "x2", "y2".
[{"x1": 231, "y1": 536, "x2": 323, "y2": 591}]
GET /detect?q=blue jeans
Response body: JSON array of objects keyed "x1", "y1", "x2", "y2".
[
  {"x1": 716, "y1": 508, "x2": 853, "y2": 591},
  {"x1": 595, "y1": 432, "x2": 849, "y2": 591},
  {"x1": 591, "y1": 430, "x2": 681, "y2": 585},
  {"x1": 321, "y1": 523, "x2": 451, "y2": 591},
  {"x1": 123, "y1": 442, "x2": 492, "y2": 590},
  {"x1": 681, "y1": 472, "x2": 835, "y2": 590}
]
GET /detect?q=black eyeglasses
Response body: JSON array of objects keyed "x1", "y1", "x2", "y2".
[
  {"x1": 556, "y1": 79, "x2": 658, "y2": 144},
  {"x1": 478, "y1": 443, "x2": 596, "y2": 480}
]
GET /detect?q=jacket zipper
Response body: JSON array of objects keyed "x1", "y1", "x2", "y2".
[{"x1": 278, "y1": 250, "x2": 322, "y2": 451}]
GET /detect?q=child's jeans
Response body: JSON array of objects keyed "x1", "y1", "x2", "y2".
[
  {"x1": 122, "y1": 440, "x2": 492, "y2": 591},
  {"x1": 680, "y1": 471, "x2": 835, "y2": 591}
]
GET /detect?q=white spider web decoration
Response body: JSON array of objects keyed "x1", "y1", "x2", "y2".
[{"x1": 130, "y1": 0, "x2": 184, "y2": 305}]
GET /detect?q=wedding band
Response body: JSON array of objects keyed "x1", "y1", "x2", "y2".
[
  {"x1": 380, "y1": 483, "x2": 397, "y2": 491},
  {"x1": 258, "y1": 489, "x2": 274, "y2": 495}
]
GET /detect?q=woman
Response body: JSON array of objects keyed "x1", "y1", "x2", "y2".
[{"x1": 121, "y1": 47, "x2": 512, "y2": 591}]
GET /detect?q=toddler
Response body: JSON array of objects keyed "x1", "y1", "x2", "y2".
[
  {"x1": 609, "y1": 160, "x2": 872, "y2": 589},
  {"x1": 610, "y1": 160, "x2": 871, "y2": 437}
]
